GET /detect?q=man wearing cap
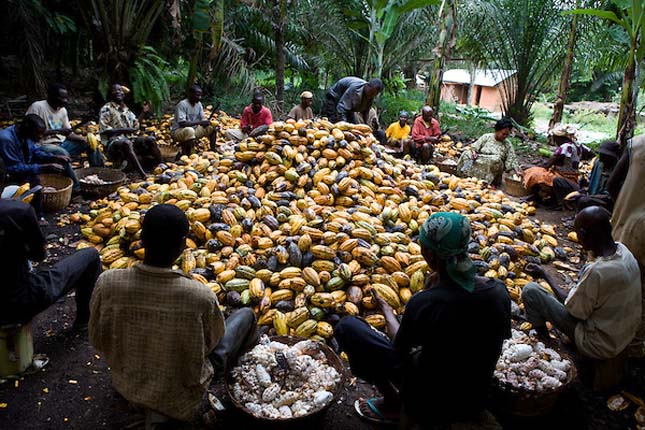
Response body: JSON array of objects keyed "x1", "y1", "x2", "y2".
[
  {"x1": 572, "y1": 140, "x2": 620, "y2": 211},
  {"x1": 287, "y1": 91, "x2": 314, "y2": 121},
  {"x1": 334, "y1": 212, "x2": 510, "y2": 427},
  {"x1": 322, "y1": 77, "x2": 383, "y2": 124},
  {"x1": 385, "y1": 111, "x2": 412, "y2": 154},
  {"x1": 0, "y1": 186, "x2": 101, "y2": 329}
]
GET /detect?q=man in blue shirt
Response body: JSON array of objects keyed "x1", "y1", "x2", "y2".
[{"x1": 0, "y1": 114, "x2": 78, "y2": 217}]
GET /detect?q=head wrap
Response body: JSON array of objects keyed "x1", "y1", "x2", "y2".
[
  {"x1": 549, "y1": 123, "x2": 577, "y2": 141},
  {"x1": 300, "y1": 91, "x2": 313, "y2": 99},
  {"x1": 418, "y1": 212, "x2": 476, "y2": 292}
]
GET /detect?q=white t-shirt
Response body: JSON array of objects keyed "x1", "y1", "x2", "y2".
[
  {"x1": 26, "y1": 100, "x2": 71, "y2": 145},
  {"x1": 565, "y1": 242, "x2": 642, "y2": 359},
  {"x1": 172, "y1": 99, "x2": 205, "y2": 131}
]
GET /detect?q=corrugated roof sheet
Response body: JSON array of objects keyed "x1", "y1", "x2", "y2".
[{"x1": 442, "y1": 69, "x2": 516, "y2": 87}]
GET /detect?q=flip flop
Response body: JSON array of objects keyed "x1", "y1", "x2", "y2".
[{"x1": 354, "y1": 398, "x2": 398, "y2": 425}]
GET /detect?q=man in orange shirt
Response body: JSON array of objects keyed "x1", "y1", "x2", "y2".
[{"x1": 411, "y1": 106, "x2": 441, "y2": 164}]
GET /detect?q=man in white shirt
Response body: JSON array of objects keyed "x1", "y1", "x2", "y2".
[
  {"x1": 26, "y1": 83, "x2": 104, "y2": 167},
  {"x1": 171, "y1": 85, "x2": 218, "y2": 155},
  {"x1": 522, "y1": 206, "x2": 642, "y2": 359}
]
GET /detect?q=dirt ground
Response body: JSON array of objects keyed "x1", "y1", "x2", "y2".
[{"x1": 0, "y1": 201, "x2": 643, "y2": 430}]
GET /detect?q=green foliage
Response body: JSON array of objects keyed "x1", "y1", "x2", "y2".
[
  {"x1": 383, "y1": 74, "x2": 409, "y2": 96},
  {"x1": 438, "y1": 101, "x2": 492, "y2": 142},
  {"x1": 459, "y1": 0, "x2": 568, "y2": 125},
  {"x1": 80, "y1": 0, "x2": 166, "y2": 86},
  {"x1": 566, "y1": 77, "x2": 622, "y2": 102},
  {"x1": 377, "y1": 89, "x2": 426, "y2": 125},
  {"x1": 129, "y1": 47, "x2": 171, "y2": 114}
]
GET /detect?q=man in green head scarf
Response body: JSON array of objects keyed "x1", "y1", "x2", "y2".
[{"x1": 418, "y1": 212, "x2": 477, "y2": 292}]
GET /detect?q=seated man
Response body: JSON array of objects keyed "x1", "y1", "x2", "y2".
[
  {"x1": 171, "y1": 85, "x2": 218, "y2": 155},
  {"x1": 27, "y1": 82, "x2": 104, "y2": 167},
  {"x1": 411, "y1": 106, "x2": 441, "y2": 164},
  {"x1": 571, "y1": 140, "x2": 620, "y2": 211},
  {"x1": 98, "y1": 84, "x2": 150, "y2": 177},
  {"x1": 384, "y1": 111, "x2": 411, "y2": 154},
  {"x1": 322, "y1": 77, "x2": 383, "y2": 124},
  {"x1": 0, "y1": 114, "x2": 79, "y2": 218},
  {"x1": 0, "y1": 192, "x2": 101, "y2": 328},
  {"x1": 335, "y1": 212, "x2": 510, "y2": 427},
  {"x1": 225, "y1": 92, "x2": 273, "y2": 142},
  {"x1": 287, "y1": 91, "x2": 314, "y2": 121},
  {"x1": 522, "y1": 206, "x2": 641, "y2": 359},
  {"x1": 89, "y1": 204, "x2": 256, "y2": 426}
]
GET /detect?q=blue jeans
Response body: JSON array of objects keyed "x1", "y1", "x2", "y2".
[{"x1": 40, "y1": 139, "x2": 104, "y2": 167}]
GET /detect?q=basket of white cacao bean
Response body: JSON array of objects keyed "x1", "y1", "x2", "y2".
[
  {"x1": 227, "y1": 335, "x2": 346, "y2": 421},
  {"x1": 493, "y1": 329, "x2": 577, "y2": 416}
]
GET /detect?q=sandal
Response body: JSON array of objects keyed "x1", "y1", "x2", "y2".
[{"x1": 354, "y1": 398, "x2": 398, "y2": 425}]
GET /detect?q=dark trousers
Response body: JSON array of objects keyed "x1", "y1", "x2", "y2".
[
  {"x1": 334, "y1": 316, "x2": 402, "y2": 395},
  {"x1": 322, "y1": 94, "x2": 339, "y2": 123},
  {"x1": 411, "y1": 142, "x2": 434, "y2": 164},
  {"x1": 521, "y1": 282, "x2": 579, "y2": 340},
  {"x1": 552, "y1": 177, "x2": 580, "y2": 205},
  {"x1": 3, "y1": 248, "x2": 102, "y2": 325},
  {"x1": 210, "y1": 307, "x2": 257, "y2": 373}
]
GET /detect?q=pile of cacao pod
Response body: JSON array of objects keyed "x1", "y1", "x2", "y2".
[{"x1": 76, "y1": 116, "x2": 577, "y2": 342}]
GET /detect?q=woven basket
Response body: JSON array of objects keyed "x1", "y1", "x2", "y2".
[
  {"x1": 435, "y1": 157, "x2": 458, "y2": 175},
  {"x1": 493, "y1": 356, "x2": 577, "y2": 416},
  {"x1": 226, "y1": 335, "x2": 346, "y2": 423},
  {"x1": 158, "y1": 143, "x2": 179, "y2": 162},
  {"x1": 39, "y1": 174, "x2": 73, "y2": 213},
  {"x1": 75, "y1": 167, "x2": 127, "y2": 197},
  {"x1": 503, "y1": 174, "x2": 530, "y2": 197}
]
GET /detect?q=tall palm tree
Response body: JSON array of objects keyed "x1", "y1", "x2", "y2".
[
  {"x1": 459, "y1": 0, "x2": 568, "y2": 125},
  {"x1": 569, "y1": 0, "x2": 644, "y2": 146}
]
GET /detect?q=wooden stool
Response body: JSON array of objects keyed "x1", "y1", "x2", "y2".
[
  {"x1": 0, "y1": 323, "x2": 34, "y2": 377},
  {"x1": 582, "y1": 351, "x2": 628, "y2": 392}
]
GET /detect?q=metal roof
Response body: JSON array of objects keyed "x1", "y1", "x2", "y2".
[{"x1": 442, "y1": 69, "x2": 516, "y2": 87}]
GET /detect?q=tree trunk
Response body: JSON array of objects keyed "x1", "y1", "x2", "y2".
[
  {"x1": 274, "y1": 0, "x2": 287, "y2": 114},
  {"x1": 617, "y1": 35, "x2": 638, "y2": 148},
  {"x1": 426, "y1": 0, "x2": 458, "y2": 112},
  {"x1": 375, "y1": 45, "x2": 384, "y2": 79},
  {"x1": 187, "y1": 36, "x2": 203, "y2": 91},
  {"x1": 466, "y1": 61, "x2": 475, "y2": 106},
  {"x1": 548, "y1": 12, "x2": 578, "y2": 143}
]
